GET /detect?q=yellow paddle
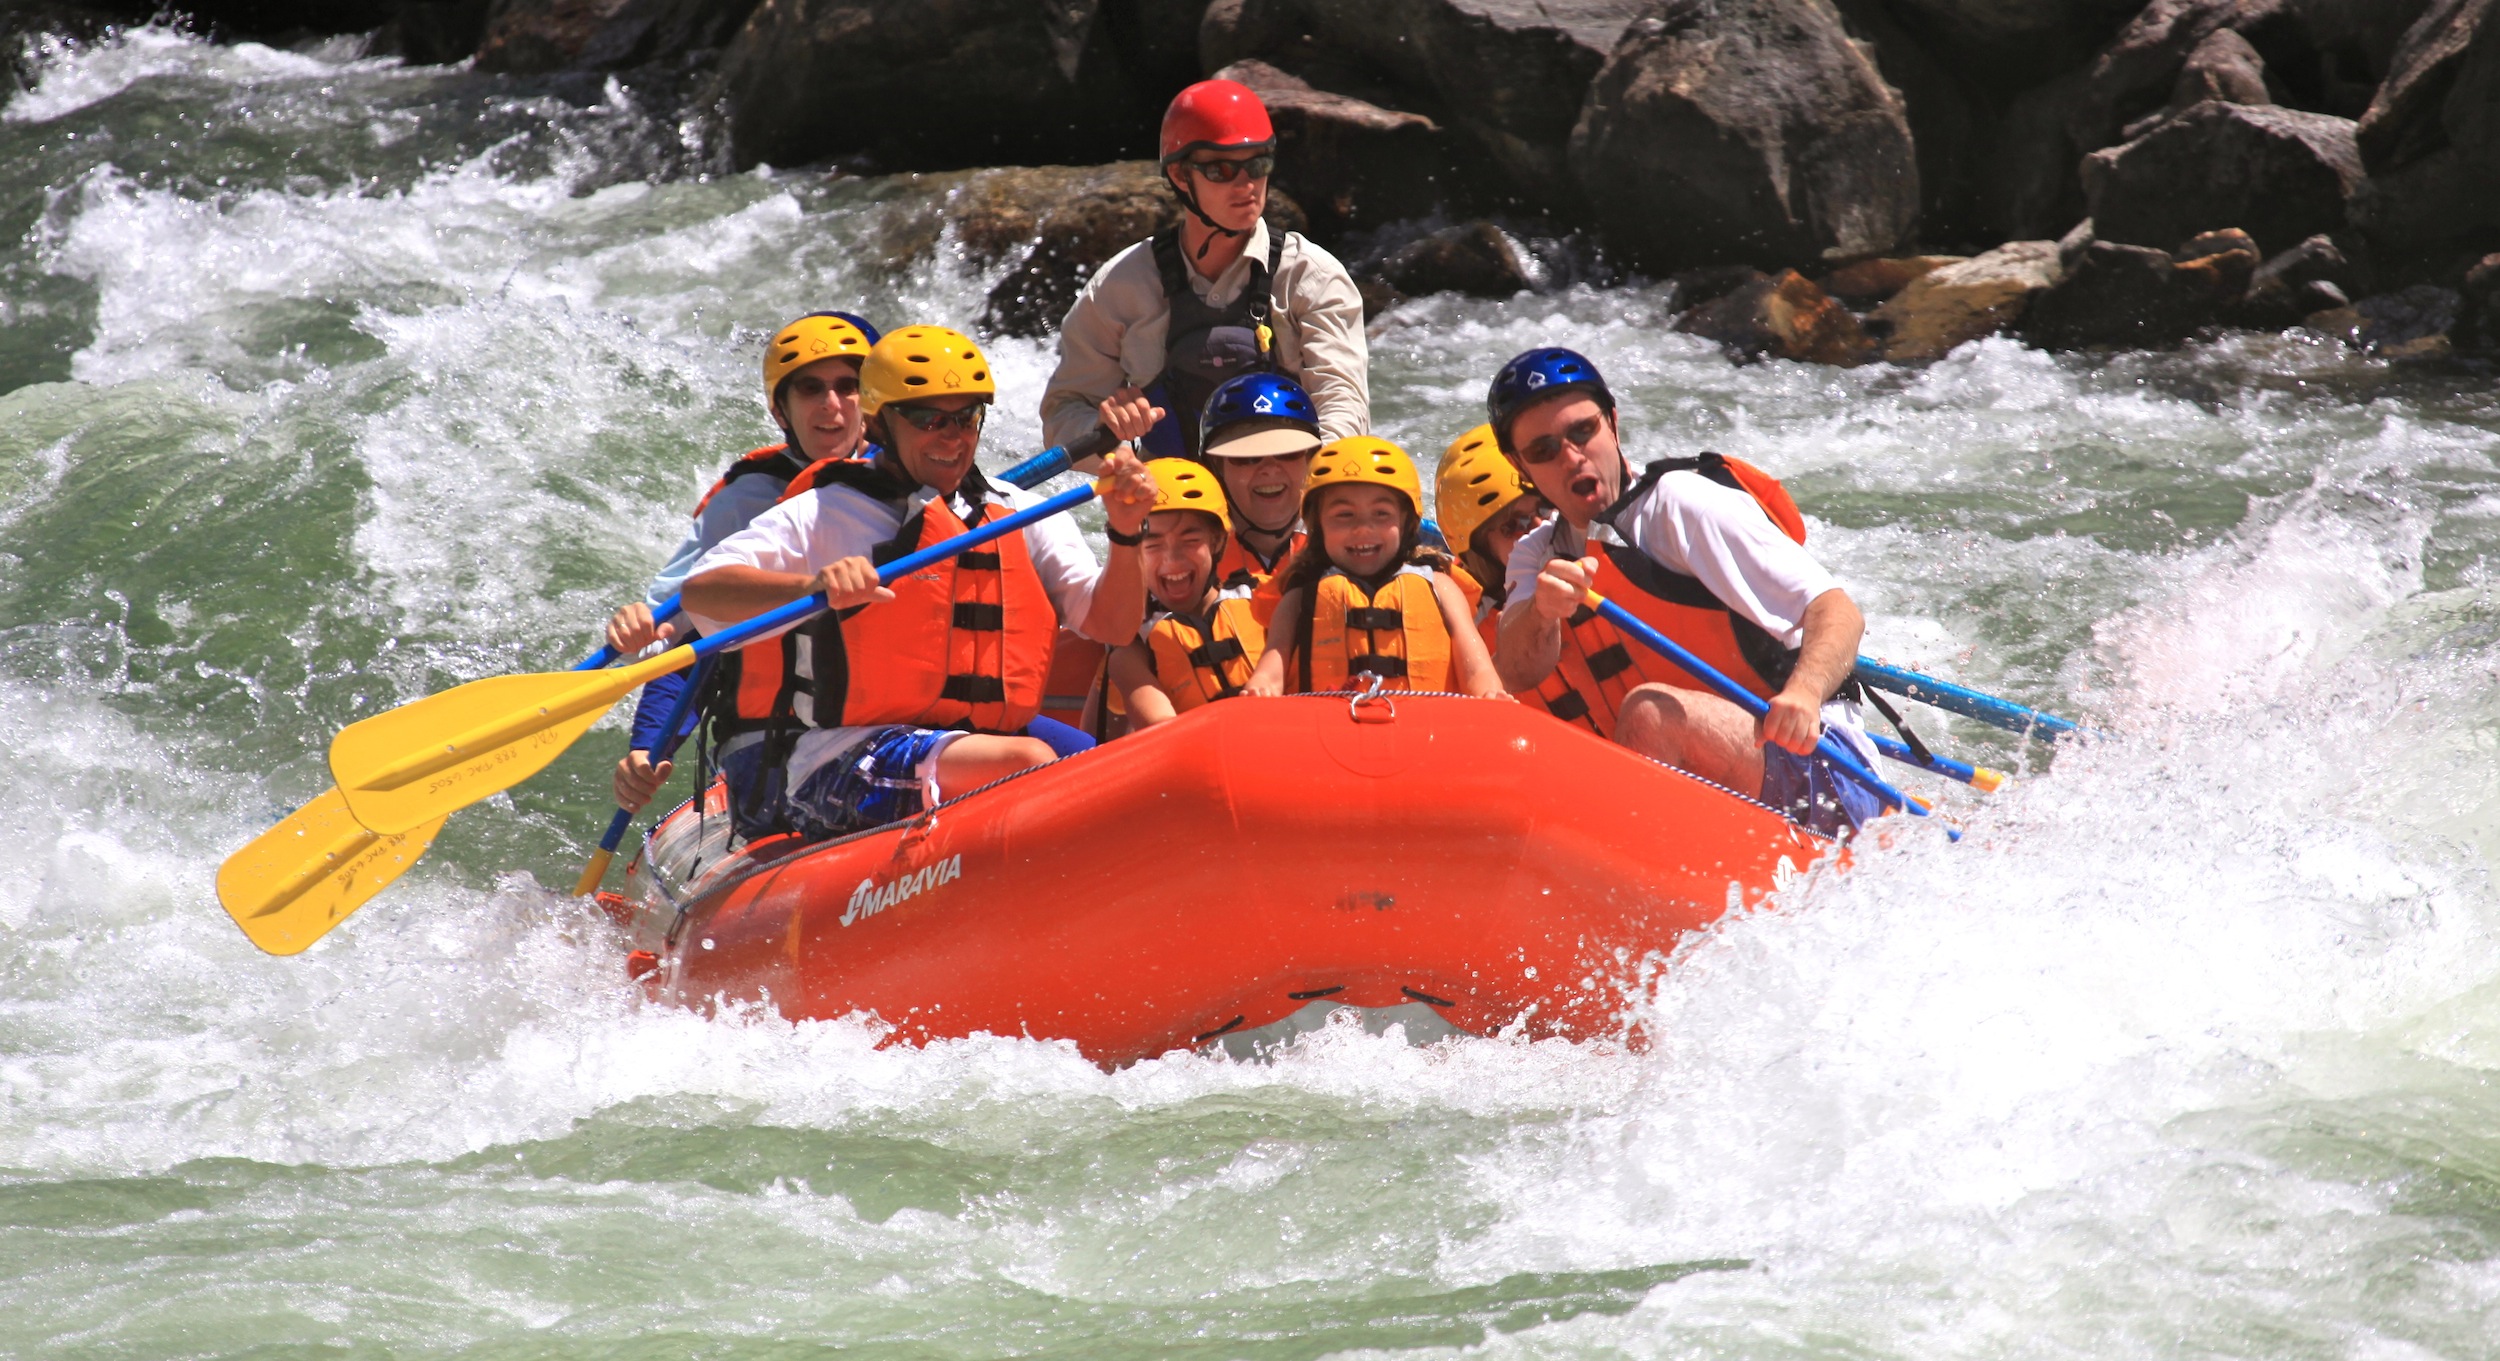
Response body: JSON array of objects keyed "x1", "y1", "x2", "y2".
[
  {"x1": 213, "y1": 606, "x2": 681, "y2": 955},
  {"x1": 214, "y1": 788, "x2": 446, "y2": 955},
  {"x1": 329, "y1": 483, "x2": 1101, "y2": 837}
]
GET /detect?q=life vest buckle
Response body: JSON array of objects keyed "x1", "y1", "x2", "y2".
[{"x1": 1348, "y1": 672, "x2": 1397, "y2": 725}]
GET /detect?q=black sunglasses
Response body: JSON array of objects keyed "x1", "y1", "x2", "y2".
[
  {"x1": 1518, "y1": 415, "x2": 1607, "y2": 466},
  {"x1": 1186, "y1": 154, "x2": 1275, "y2": 184},
  {"x1": 889, "y1": 403, "x2": 987, "y2": 434}
]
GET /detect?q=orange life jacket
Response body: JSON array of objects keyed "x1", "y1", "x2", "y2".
[
  {"x1": 1293, "y1": 566, "x2": 1452, "y2": 694},
  {"x1": 1214, "y1": 528, "x2": 1303, "y2": 626},
  {"x1": 695, "y1": 445, "x2": 806, "y2": 518},
  {"x1": 1144, "y1": 595, "x2": 1266, "y2": 713},
  {"x1": 1518, "y1": 454, "x2": 1805, "y2": 738},
  {"x1": 716, "y1": 462, "x2": 1055, "y2": 739}
]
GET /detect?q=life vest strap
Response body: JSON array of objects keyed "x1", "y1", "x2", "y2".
[
  {"x1": 1543, "y1": 687, "x2": 1592, "y2": 722},
  {"x1": 1349, "y1": 655, "x2": 1408, "y2": 679},
  {"x1": 956, "y1": 551, "x2": 1002, "y2": 571},
  {"x1": 1343, "y1": 607, "x2": 1404, "y2": 631},
  {"x1": 1186, "y1": 636, "x2": 1246, "y2": 668},
  {"x1": 940, "y1": 674, "x2": 1009, "y2": 704},
  {"x1": 952, "y1": 603, "x2": 1005, "y2": 630},
  {"x1": 1585, "y1": 642, "x2": 1635, "y2": 681}
]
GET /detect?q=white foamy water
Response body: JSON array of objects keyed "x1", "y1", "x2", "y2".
[{"x1": 2, "y1": 24, "x2": 2498, "y2": 1360}]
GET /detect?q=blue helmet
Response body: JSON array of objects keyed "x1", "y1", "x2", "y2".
[
  {"x1": 1486, "y1": 347, "x2": 1613, "y2": 454},
  {"x1": 1198, "y1": 372, "x2": 1319, "y2": 457},
  {"x1": 826, "y1": 310, "x2": 881, "y2": 345}
]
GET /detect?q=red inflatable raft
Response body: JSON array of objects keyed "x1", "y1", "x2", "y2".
[{"x1": 614, "y1": 693, "x2": 1826, "y2": 1065}]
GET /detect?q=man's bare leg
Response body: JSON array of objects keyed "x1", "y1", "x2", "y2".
[{"x1": 1614, "y1": 683, "x2": 1766, "y2": 793}]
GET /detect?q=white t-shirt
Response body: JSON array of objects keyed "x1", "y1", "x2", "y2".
[
  {"x1": 684, "y1": 475, "x2": 1104, "y2": 793},
  {"x1": 1504, "y1": 467, "x2": 1869, "y2": 747}
]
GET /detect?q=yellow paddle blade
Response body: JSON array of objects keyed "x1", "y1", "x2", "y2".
[
  {"x1": 330, "y1": 646, "x2": 692, "y2": 835},
  {"x1": 215, "y1": 786, "x2": 447, "y2": 956},
  {"x1": 571, "y1": 846, "x2": 615, "y2": 897}
]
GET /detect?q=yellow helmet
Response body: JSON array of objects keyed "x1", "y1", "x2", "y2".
[
  {"x1": 1302, "y1": 436, "x2": 1423, "y2": 517},
  {"x1": 762, "y1": 313, "x2": 872, "y2": 412},
  {"x1": 1435, "y1": 423, "x2": 1530, "y2": 555},
  {"x1": 859, "y1": 325, "x2": 996, "y2": 417},
  {"x1": 1146, "y1": 457, "x2": 1230, "y2": 531}
]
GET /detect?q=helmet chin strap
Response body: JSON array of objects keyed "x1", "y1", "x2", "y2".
[{"x1": 1170, "y1": 173, "x2": 1250, "y2": 262}]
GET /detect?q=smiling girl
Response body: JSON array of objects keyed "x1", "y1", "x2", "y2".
[
  {"x1": 1245, "y1": 438, "x2": 1504, "y2": 698},
  {"x1": 1107, "y1": 459, "x2": 1268, "y2": 728}
]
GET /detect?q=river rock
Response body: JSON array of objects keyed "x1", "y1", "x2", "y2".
[
  {"x1": 1572, "y1": 0, "x2": 1919, "y2": 271},
  {"x1": 2082, "y1": 101, "x2": 2361, "y2": 257},
  {"x1": 2226, "y1": 231, "x2": 2359, "y2": 326},
  {"x1": 1869, "y1": 240, "x2": 2063, "y2": 362},
  {"x1": 1831, "y1": 0, "x2": 1988, "y2": 247},
  {"x1": 1820, "y1": 254, "x2": 1963, "y2": 307},
  {"x1": 958, "y1": 163, "x2": 1309, "y2": 337},
  {"x1": 714, "y1": 0, "x2": 1157, "y2": 171},
  {"x1": 1211, "y1": 59, "x2": 1475, "y2": 236},
  {"x1": 2023, "y1": 238, "x2": 2252, "y2": 348},
  {"x1": 1203, "y1": 0, "x2": 1647, "y2": 206},
  {"x1": 2352, "y1": 0, "x2": 2500, "y2": 251},
  {"x1": 1676, "y1": 269, "x2": 1874, "y2": 366},
  {"x1": 2462, "y1": 251, "x2": 2500, "y2": 346},
  {"x1": 1369, "y1": 222, "x2": 1539, "y2": 299},
  {"x1": 2305, "y1": 283, "x2": 2465, "y2": 359},
  {"x1": 1878, "y1": 0, "x2": 2129, "y2": 89}
]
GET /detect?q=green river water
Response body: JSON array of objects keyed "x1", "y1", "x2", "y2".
[{"x1": 4, "y1": 25, "x2": 2500, "y2": 1359}]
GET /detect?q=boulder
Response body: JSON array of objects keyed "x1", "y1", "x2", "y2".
[
  {"x1": 1669, "y1": 265, "x2": 1773, "y2": 311},
  {"x1": 2226, "y1": 231, "x2": 2360, "y2": 326},
  {"x1": 959, "y1": 163, "x2": 1308, "y2": 337},
  {"x1": 2082, "y1": 100, "x2": 2361, "y2": 257},
  {"x1": 1820, "y1": 254, "x2": 1964, "y2": 306},
  {"x1": 2352, "y1": 0, "x2": 2500, "y2": 251},
  {"x1": 1675, "y1": 269, "x2": 1875, "y2": 366},
  {"x1": 1868, "y1": 240, "x2": 2063, "y2": 362},
  {"x1": 478, "y1": 0, "x2": 765, "y2": 72},
  {"x1": 2304, "y1": 283, "x2": 2465, "y2": 359},
  {"x1": 1984, "y1": 0, "x2": 2430, "y2": 243},
  {"x1": 1832, "y1": 0, "x2": 1989, "y2": 246},
  {"x1": 2022, "y1": 238, "x2": 2253, "y2": 348},
  {"x1": 2462, "y1": 251, "x2": 2500, "y2": 345},
  {"x1": 1204, "y1": 0, "x2": 1649, "y2": 206},
  {"x1": 1877, "y1": 0, "x2": 2134, "y2": 91},
  {"x1": 713, "y1": 0, "x2": 1160, "y2": 171},
  {"x1": 387, "y1": 0, "x2": 495, "y2": 64},
  {"x1": 1211, "y1": 59, "x2": 1479, "y2": 236},
  {"x1": 1368, "y1": 222, "x2": 1540, "y2": 300},
  {"x1": 1571, "y1": 0, "x2": 1920, "y2": 271}
]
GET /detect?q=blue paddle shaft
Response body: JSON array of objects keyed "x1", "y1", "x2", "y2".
[
  {"x1": 1865, "y1": 731, "x2": 1981, "y2": 786},
  {"x1": 688, "y1": 484, "x2": 1100, "y2": 664},
  {"x1": 578, "y1": 596, "x2": 684, "y2": 672},
  {"x1": 1851, "y1": 658, "x2": 2080, "y2": 739},
  {"x1": 999, "y1": 426, "x2": 1118, "y2": 490},
  {"x1": 1589, "y1": 596, "x2": 1919, "y2": 817}
]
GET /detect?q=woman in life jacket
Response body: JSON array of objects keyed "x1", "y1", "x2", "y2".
[
  {"x1": 1196, "y1": 372, "x2": 1321, "y2": 622},
  {"x1": 1106, "y1": 459, "x2": 1266, "y2": 729},
  {"x1": 602, "y1": 310, "x2": 878, "y2": 815},
  {"x1": 1434, "y1": 422, "x2": 1550, "y2": 629},
  {"x1": 1244, "y1": 438, "x2": 1504, "y2": 699},
  {"x1": 1039, "y1": 79, "x2": 1368, "y2": 467}
]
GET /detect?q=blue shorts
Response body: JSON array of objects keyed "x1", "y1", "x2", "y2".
[
  {"x1": 722, "y1": 726, "x2": 954, "y2": 842},
  {"x1": 721, "y1": 719, "x2": 1093, "y2": 842},
  {"x1": 1761, "y1": 740, "x2": 1889, "y2": 838}
]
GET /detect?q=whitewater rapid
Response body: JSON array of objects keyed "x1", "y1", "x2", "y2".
[{"x1": 1, "y1": 26, "x2": 2497, "y2": 1358}]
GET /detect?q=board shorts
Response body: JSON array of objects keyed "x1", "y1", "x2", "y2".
[
  {"x1": 721, "y1": 719, "x2": 1096, "y2": 843},
  {"x1": 1760, "y1": 736, "x2": 1888, "y2": 838}
]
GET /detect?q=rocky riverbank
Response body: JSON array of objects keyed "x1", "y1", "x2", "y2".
[{"x1": 14, "y1": 0, "x2": 2500, "y2": 365}]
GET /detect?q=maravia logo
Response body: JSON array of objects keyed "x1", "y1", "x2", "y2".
[{"x1": 840, "y1": 855, "x2": 964, "y2": 927}]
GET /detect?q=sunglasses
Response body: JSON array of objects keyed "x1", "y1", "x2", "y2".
[
  {"x1": 1489, "y1": 505, "x2": 1548, "y2": 538},
  {"x1": 1517, "y1": 415, "x2": 1608, "y2": 466},
  {"x1": 888, "y1": 403, "x2": 987, "y2": 434},
  {"x1": 1185, "y1": 154, "x2": 1275, "y2": 184},
  {"x1": 783, "y1": 373, "x2": 859, "y2": 401}
]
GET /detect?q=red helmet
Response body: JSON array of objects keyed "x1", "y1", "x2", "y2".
[{"x1": 1159, "y1": 80, "x2": 1275, "y2": 164}]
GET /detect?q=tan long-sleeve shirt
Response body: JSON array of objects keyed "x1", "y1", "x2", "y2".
[{"x1": 1040, "y1": 219, "x2": 1370, "y2": 449}]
